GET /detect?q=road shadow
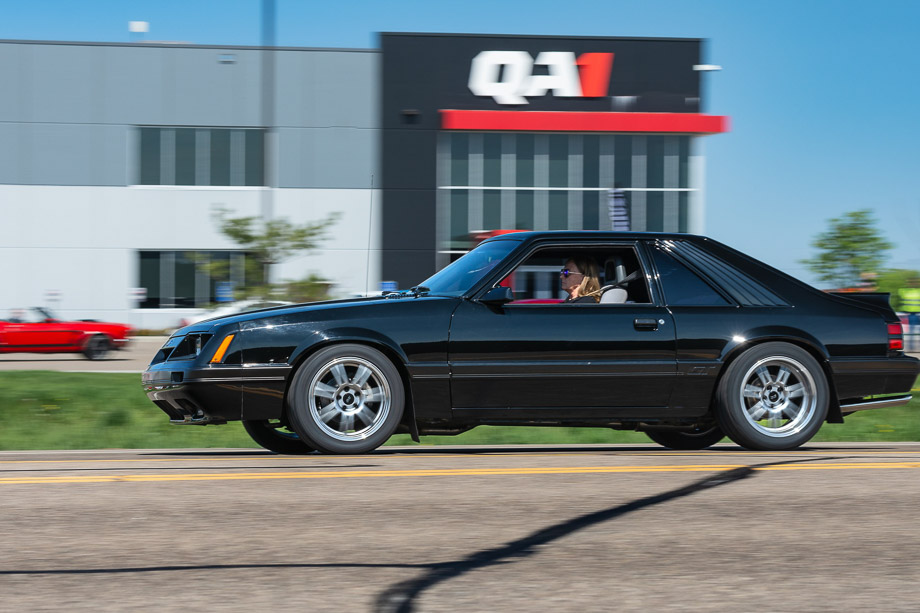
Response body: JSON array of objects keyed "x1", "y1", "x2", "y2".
[
  {"x1": 0, "y1": 455, "x2": 838, "y2": 609},
  {"x1": 373, "y1": 456, "x2": 834, "y2": 613},
  {"x1": 368, "y1": 443, "x2": 867, "y2": 455},
  {"x1": 0, "y1": 562, "x2": 430, "y2": 576},
  {"x1": 3, "y1": 464, "x2": 378, "y2": 474}
]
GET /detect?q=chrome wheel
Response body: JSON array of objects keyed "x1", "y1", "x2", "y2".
[
  {"x1": 308, "y1": 357, "x2": 392, "y2": 442},
  {"x1": 738, "y1": 356, "x2": 817, "y2": 438}
]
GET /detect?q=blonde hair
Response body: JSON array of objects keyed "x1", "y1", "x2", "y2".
[{"x1": 568, "y1": 257, "x2": 601, "y2": 303}]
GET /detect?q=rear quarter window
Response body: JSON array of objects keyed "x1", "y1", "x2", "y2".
[
  {"x1": 650, "y1": 246, "x2": 730, "y2": 306},
  {"x1": 662, "y1": 240, "x2": 790, "y2": 307}
]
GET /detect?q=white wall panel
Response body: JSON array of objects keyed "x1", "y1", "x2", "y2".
[{"x1": 0, "y1": 185, "x2": 381, "y2": 323}]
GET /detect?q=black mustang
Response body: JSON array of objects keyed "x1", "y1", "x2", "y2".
[{"x1": 143, "y1": 232, "x2": 919, "y2": 454}]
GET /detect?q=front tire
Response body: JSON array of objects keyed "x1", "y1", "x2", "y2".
[
  {"x1": 83, "y1": 334, "x2": 110, "y2": 360},
  {"x1": 242, "y1": 420, "x2": 315, "y2": 455},
  {"x1": 716, "y1": 342, "x2": 828, "y2": 451},
  {"x1": 645, "y1": 426, "x2": 724, "y2": 450},
  {"x1": 287, "y1": 344, "x2": 405, "y2": 454}
]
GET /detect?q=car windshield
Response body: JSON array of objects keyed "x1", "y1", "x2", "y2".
[{"x1": 418, "y1": 239, "x2": 520, "y2": 297}]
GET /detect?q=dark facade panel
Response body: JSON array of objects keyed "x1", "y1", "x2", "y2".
[
  {"x1": 381, "y1": 188, "x2": 438, "y2": 253},
  {"x1": 380, "y1": 33, "x2": 705, "y2": 289}
]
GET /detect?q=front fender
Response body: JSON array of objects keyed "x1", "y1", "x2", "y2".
[{"x1": 287, "y1": 326, "x2": 410, "y2": 370}]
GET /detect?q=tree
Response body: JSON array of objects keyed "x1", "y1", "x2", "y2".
[
  {"x1": 876, "y1": 269, "x2": 920, "y2": 311},
  {"x1": 212, "y1": 206, "x2": 340, "y2": 299},
  {"x1": 800, "y1": 209, "x2": 893, "y2": 289}
]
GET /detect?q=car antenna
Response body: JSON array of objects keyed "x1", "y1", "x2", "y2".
[{"x1": 365, "y1": 174, "x2": 374, "y2": 297}]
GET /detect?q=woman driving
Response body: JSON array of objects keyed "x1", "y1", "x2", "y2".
[{"x1": 560, "y1": 257, "x2": 601, "y2": 303}]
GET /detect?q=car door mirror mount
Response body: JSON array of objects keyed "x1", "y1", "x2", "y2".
[{"x1": 479, "y1": 286, "x2": 514, "y2": 306}]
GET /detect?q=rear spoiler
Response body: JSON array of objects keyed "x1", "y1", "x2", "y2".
[{"x1": 828, "y1": 292, "x2": 898, "y2": 320}]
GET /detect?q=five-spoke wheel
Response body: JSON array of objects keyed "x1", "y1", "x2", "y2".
[
  {"x1": 287, "y1": 344, "x2": 404, "y2": 454},
  {"x1": 716, "y1": 342, "x2": 828, "y2": 450}
]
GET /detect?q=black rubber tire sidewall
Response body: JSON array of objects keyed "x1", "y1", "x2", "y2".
[
  {"x1": 83, "y1": 335, "x2": 110, "y2": 360},
  {"x1": 716, "y1": 342, "x2": 829, "y2": 451},
  {"x1": 287, "y1": 344, "x2": 405, "y2": 454},
  {"x1": 645, "y1": 426, "x2": 724, "y2": 450},
  {"x1": 242, "y1": 420, "x2": 315, "y2": 455}
]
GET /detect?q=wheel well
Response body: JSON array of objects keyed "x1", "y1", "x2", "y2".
[
  {"x1": 711, "y1": 339, "x2": 842, "y2": 423},
  {"x1": 281, "y1": 340, "x2": 419, "y2": 440},
  {"x1": 84, "y1": 333, "x2": 109, "y2": 346}
]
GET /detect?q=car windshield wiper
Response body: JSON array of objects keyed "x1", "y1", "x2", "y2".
[{"x1": 383, "y1": 286, "x2": 432, "y2": 299}]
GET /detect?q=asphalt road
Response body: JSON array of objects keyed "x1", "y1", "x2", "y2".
[{"x1": 2, "y1": 443, "x2": 920, "y2": 612}]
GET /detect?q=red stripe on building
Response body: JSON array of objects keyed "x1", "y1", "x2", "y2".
[{"x1": 440, "y1": 110, "x2": 730, "y2": 133}]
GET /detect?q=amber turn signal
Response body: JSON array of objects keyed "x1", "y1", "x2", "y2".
[{"x1": 210, "y1": 334, "x2": 235, "y2": 363}]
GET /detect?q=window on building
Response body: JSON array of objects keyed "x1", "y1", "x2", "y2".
[
  {"x1": 137, "y1": 127, "x2": 265, "y2": 186},
  {"x1": 138, "y1": 250, "x2": 257, "y2": 309},
  {"x1": 437, "y1": 132, "x2": 697, "y2": 259}
]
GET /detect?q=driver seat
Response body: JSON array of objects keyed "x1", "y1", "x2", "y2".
[{"x1": 600, "y1": 257, "x2": 628, "y2": 304}]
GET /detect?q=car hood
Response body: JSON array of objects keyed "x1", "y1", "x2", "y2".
[
  {"x1": 180, "y1": 294, "x2": 459, "y2": 334},
  {"x1": 59, "y1": 320, "x2": 132, "y2": 333}
]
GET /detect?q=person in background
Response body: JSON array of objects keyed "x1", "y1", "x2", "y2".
[
  {"x1": 560, "y1": 257, "x2": 601, "y2": 303},
  {"x1": 899, "y1": 278, "x2": 920, "y2": 351}
]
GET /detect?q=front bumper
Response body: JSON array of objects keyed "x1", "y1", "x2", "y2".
[
  {"x1": 143, "y1": 362, "x2": 292, "y2": 424},
  {"x1": 143, "y1": 365, "x2": 245, "y2": 424}
]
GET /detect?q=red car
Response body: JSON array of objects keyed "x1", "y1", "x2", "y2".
[{"x1": 0, "y1": 307, "x2": 132, "y2": 360}]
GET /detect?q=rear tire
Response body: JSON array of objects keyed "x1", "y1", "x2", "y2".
[
  {"x1": 242, "y1": 420, "x2": 315, "y2": 455},
  {"x1": 287, "y1": 344, "x2": 405, "y2": 454},
  {"x1": 716, "y1": 342, "x2": 828, "y2": 451},
  {"x1": 645, "y1": 426, "x2": 724, "y2": 450}
]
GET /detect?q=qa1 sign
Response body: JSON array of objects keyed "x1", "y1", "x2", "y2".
[{"x1": 468, "y1": 51, "x2": 614, "y2": 105}]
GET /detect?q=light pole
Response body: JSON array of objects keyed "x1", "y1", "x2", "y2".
[{"x1": 261, "y1": 0, "x2": 276, "y2": 222}]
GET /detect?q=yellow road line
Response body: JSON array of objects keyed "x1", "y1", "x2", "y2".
[
  {"x1": 2, "y1": 462, "x2": 919, "y2": 485},
  {"x1": 3, "y1": 448, "x2": 920, "y2": 465}
]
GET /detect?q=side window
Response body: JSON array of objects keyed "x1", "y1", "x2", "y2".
[
  {"x1": 497, "y1": 246, "x2": 651, "y2": 304},
  {"x1": 650, "y1": 246, "x2": 730, "y2": 306}
]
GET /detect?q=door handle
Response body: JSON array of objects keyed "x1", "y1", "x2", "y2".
[{"x1": 634, "y1": 318, "x2": 659, "y2": 331}]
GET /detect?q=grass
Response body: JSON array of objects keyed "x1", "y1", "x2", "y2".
[{"x1": 0, "y1": 371, "x2": 917, "y2": 450}]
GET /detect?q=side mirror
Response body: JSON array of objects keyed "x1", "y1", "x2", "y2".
[{"x1": 479, "y1": 286, "x2": 514, "y2": 306}]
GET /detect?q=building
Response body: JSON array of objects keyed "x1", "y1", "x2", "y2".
[{"x1": 0, "y1": 33, "x2": 728, "y2": 328}]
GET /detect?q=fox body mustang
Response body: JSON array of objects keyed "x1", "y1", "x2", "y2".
[{"x1": 143, "y1": 232, "x2": 919, "y2": 454}]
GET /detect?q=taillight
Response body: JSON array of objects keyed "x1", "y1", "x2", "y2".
[{"x1": 888, "y1": 322, "x2": 903, "y2": 351}]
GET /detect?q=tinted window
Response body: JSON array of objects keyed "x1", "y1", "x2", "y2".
[
  {"x1": 651, "y1": 247, "x2": 729, "y2": 306},
  {"x1": 663, "y1": 240, "x2": 789, "y2": 307},
  {"x1": 419, "y1": 239, "x2": 519, "y2": 296}
]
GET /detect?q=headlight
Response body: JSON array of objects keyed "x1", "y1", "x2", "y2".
[{"x1": 167, "y1": 333, "x2": 213, "y2": 360}]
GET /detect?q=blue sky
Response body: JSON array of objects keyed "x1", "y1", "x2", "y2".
[{"x1": 3, "y1": 0, "x2": 918, "y2": 285}]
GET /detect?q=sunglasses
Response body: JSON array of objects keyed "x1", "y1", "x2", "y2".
[{"x1": 559, "y1": 268, "x2": 584, "y2": 278}]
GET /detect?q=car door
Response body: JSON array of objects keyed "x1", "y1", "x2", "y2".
[
  {"x1": 447, "y1": 243, "x2": 677, "y2": 418},
  {"x1": 3, "y1": 309, "x2": 76, "y2": 350}
]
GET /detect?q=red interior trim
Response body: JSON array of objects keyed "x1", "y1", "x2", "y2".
[{"x1": 441, "y1": 110, "x2": 730, "y2": 133}]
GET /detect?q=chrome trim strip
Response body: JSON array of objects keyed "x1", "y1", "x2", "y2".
[
  {"x1": 184, "y1": 376, "x2": 287, "y2": 383},
  {"x1": 840, "y1": 395, "x2": 912, "y2": 415}
]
